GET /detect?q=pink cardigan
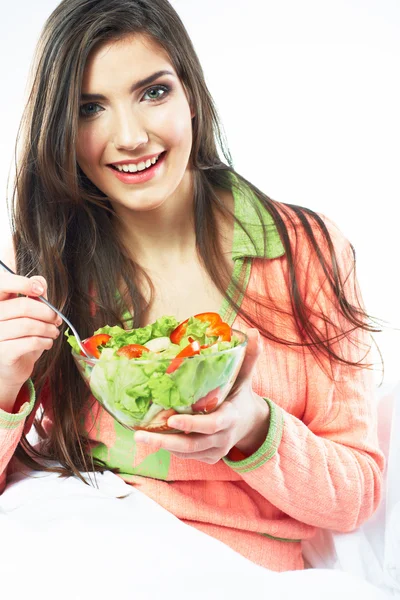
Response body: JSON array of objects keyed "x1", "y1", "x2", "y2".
[{"x1": 0, "y1": 189, "x2": 385, "y2": 571}]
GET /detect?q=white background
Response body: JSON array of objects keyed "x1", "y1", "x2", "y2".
[{"x1": 0, "y1": 0, "x2": 399, "y2": 386}]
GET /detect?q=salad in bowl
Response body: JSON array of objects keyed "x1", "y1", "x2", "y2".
[{"x1": 67, "y1": 312, "x2": 247, "y2": 433}]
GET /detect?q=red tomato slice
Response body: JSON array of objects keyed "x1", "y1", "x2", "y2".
[
  {"x1": 166, "y1": 340, "x2": 201, "y2": 374},
  {"x1": 170, "y1": 312, "x2": 223, "y2": 344},
  {"x1": 116, "y1": 344, "x2": 150, "y2": 359},
  {"x1": 194, "y1": 312, "x2": 222, "y2": 326},
  {"x1": 210, "y1": 322, "x2": 232, "y2": 342},
  {"x1": 81, "y1": 334, "x2": 111, "y2": 359},
  {"x1": 169, "y1": 321, "x2": 188, "y2": 345},
  {"x1": 191, "y1": 387, "x2": 222, "y2": 413}
]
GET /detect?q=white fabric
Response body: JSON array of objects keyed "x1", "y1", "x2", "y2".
[
  {"x1": 384, "y1": 382, "x2": 400, "y2": 594},
  {"x1": 302, "y1": 382, "x2": 400, "y2": 598},
  {"x1": 0, "y1": 469, "x2": 389, "y2": 600}
]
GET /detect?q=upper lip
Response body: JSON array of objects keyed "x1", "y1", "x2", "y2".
[{"x1": 108, "y1": 152, "x2": 163, "y2": 166}]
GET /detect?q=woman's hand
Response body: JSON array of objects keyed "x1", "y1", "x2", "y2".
[
  {"x1": 0, "y1": 271, "x2": 62, "y2": 412},
  {"x1": 135, "y1": 329, "x2": 270, "y2": 464}
]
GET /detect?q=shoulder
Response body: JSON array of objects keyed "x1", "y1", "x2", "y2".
[
  {"x1": 230, "y1": 173, "x2": 351, "y2": 264},
  {"x1": 248, "y1": 203, "x2": 357, "y2": 309},
  {"x1": 273, "y1": 203, "x2": 353, "y2": 267}
]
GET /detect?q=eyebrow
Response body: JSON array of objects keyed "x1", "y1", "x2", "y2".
[{"x1": 80, "y1": 70, "x2": 175, "y2": 101}]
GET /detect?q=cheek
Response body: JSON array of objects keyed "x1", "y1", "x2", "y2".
[
  {"x1": 76, "y1": 126, "x2": 105, "y2": 169},
  {"x1": 152, "y1": 102, "x2": 193, "y2": 152}
]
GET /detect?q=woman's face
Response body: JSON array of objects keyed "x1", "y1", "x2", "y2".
[{"x1": 76, "y1": 34, "x2": 194, "y2": 213}]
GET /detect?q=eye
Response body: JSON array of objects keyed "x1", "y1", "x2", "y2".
[
  {"x1": 142, "y1": 85, "x2": 170, "y2": 102},
  {"x1": 79, "y1": 103, "x2": 104, "y2": 118}
]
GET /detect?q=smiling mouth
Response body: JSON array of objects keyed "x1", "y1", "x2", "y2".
[{"x1": 108, "y1": 151, "x2": 166, "y2": 174}]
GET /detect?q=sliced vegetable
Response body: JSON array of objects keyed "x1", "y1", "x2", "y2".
[
  {"x1": 82, "y1": 334, "x2": 112, "y2": 359},
  {"x1": 195, "y1": 312, "x2": 223, "y2": 327},
  {"x1": 191, "y1": 387, "x2": 221, "y2": 413},
  {"x1": 116, "y1": 344, "x2": 150, "y2": 359},
  {"x1": 170, "y1": 320, "x2": 190, "y2": 345},
  {"x1": 166, "y1": 340, "x2": 201, "y2": 374},
  {"x1": 144, "y1": 336, "x2": 171, "y2": 353},
  {"x1": 210, "y1": 322, "x2": 232, "y2": 342},
  {"x1": 170, "y1": 312, "x2": 226, "y2": 344}
]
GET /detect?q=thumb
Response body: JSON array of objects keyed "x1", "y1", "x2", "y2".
[{"x1": 235, "y1": 328, "x2": 261, "y2": 384}]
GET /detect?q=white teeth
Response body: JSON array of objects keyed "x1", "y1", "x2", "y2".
[{"x1": 114, "y1": 154, "x2": 161, "y2": 173}]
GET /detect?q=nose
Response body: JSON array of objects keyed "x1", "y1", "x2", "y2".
[{"x1": 112, "y1": 107, "x2": 149, "y2": 151}]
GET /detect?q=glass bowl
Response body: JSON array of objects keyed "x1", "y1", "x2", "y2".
[{"x1": 72, "y1": 329, "x2": 247, "y2": 433}]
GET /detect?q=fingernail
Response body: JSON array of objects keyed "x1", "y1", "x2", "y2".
[
  {"x1": 56, "y1": 317, "x2": 63, "y2": 326},
  {"x1": 168, "y1": 419, "x2": 182, "y2": 429},
  {"x1": 31, "y1": 281, "x2": 44, "y2": 295},
  {"x1": 135, "y1": 432, "x2": 150, "y2": 443}
]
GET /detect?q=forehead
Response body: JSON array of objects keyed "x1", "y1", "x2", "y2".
[{"x1": 81, "y1": 33, "x2": 175, "y2": 90}]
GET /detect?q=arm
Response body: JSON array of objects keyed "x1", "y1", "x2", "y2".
[
  {"x1": 0, "y1": 380, "x2": 37, "y2": 494},
  {"x1": 0, "y1": 244, "x2": 60, "y2": 495},
  {"x1": 224, "y1": 362, "x2": 384, "y2": 531},
  {"x1": 224, "y1": 217, "x2": 385, "y2": 531}
]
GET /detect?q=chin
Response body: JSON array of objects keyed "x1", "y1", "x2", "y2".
[
  {"x1": 113, "y1": 194, "x2": 168, "y2": 213},
  {"x1": 131, "y1": 200, "x2": 166, "y2": 212}
]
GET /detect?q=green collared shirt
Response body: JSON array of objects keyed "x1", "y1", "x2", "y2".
[
  {"x1": 220, "y1": 176, "x2": 285, "y2": 325},
  {"x1": 230, "y1": 175, "x2": 285, "y2": 260}
]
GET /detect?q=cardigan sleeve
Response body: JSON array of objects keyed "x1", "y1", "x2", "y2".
[
  {"x1": 224, "y1": 215, "x2": 385, "y2": 532},
  {"x1": 0, "y1": 380, "x2": 37, "y2": 495}
]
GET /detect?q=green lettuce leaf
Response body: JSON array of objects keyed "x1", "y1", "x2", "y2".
[
  {"x1": 90, "y1": 352, "x2": 153, "y2": 420},
  {"x1": 151, "y1": 316, "x2": 179, "y2": 338},
  {"x1": 65, "y1": 329, "x2": 81, "y2": 355},
  {"x1": 171, "y1": 347, "x2": 237, "y2": 404},
  {"x1": 94, "y1": 324, "x2": 126, "y2": 338},
  {"x1": 110, "y1": 325, "x2": 153, "y2": 349},
  {"x1": 119, "y1": 395, "x2": 151, "y2": 417},
  {"x1": 185, "y1": 316, "x2": 209, "y2": 342},
  {"x1": 147, "y1": 372, "x2": 182, "y2": 409}
]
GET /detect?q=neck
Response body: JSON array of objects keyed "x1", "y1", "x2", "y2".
[{"x1": 113, "y1": 171, "x2": 197, "y2": 270}]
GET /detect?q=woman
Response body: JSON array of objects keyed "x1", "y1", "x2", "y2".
[{"x1": 0, "y1": 0, "x2": 384, "y2": 571}]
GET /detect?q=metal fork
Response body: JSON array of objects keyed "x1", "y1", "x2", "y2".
[{"x1": 0, "y1": 259, "x2": 95, "y2": 360}]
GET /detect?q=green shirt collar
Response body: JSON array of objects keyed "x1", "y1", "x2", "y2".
[{"x1": 231, "y1": 176, "x2": 285, "y2": 261}]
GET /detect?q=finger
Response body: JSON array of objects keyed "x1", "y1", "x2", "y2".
[
  {"x1": 0, "y1": 296, "x2": 62, "y2": 325},
  {"x1": 134, "y1": 431, "x2": 215, "y2": 454},
  {"x1": 0, "y1": 272, "x2": 47, "y2": 301},
  {"x1": 0, "y1": 337, "x2": 55, "y2": 366},
  {"x1": 235, "y1": 328, "x2": 261, "y2": 384},
  {"x1": 0, "y1": 318, "x2": 60, "y2": 342},
  {"x1": 29, "y1": 276, "x2": 48, "y2": 300},
  {"x1": 167, "y1": 401, "x2": 235, "y2": 435}
]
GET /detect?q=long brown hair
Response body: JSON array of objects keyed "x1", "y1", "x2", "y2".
[{"x1": 10, "y1": 0, "x2": 380, "y2": 478}]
